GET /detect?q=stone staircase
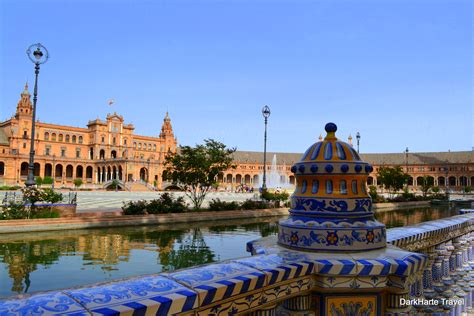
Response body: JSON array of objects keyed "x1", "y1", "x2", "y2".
[{"x1": 129, "y1": 181, "x2": 153, "y2": 191}]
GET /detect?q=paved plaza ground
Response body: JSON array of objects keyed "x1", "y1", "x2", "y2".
[{"x1": 75, "y1": 191, "x2": 257, "y2": 213}]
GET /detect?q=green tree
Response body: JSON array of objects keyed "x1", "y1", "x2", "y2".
[
  {"x1": 42, "y1": 176, "x2": 53, "y2": 185},
  {"x1": 35, "y1": 177, "x2": 43, "y2": 186},
  {"x1": 73, "y1": 178, "x2": 83, "y2": 189},
  {"x1": 163, "y1": 139, "x2": 236, "y2": 209},
  {"x1": 418, "y1": 175, "x2": 434, "y2": 197},
  {"x1": 377, "y1": 166, "x2": 409, "y2": 198},
  {"x1": 464, "y1": 186, "x2": 472, "y2": 194}
]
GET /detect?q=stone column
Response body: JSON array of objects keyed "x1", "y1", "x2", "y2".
[
  {"x1": 96, "y1": 170, "x2": 99, "y2": 184},
  {"x1": 279, "y1": 294, "x2": 314, "y2": 316}
]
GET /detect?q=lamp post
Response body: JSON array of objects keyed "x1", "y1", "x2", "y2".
[
  {"x1": 405, "y1": 147, "x2": 409, "y2": 172},
  {"x1": 52, "y1": 154, "x2": 56, "y2": 191},
  {"x1": 261, "y1": 105, "x2": 271, "y2": 191},
  {"x1": 445, "y1": 165, "x2": 449, "y2": 199},
  {"x1": 25, "y1": 43, "x2": 49, "y2": 187},
  {"x1": 147, "y1": 158, "x2": 151, "y2": 184},
  {"x1": 404, "y1": 147, "x2": 409, "y2": 191},
  {"x1": 356, "y1": 132, "x2": 361, "y2": 153}
]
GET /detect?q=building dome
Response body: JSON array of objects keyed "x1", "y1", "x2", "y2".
[{"x1": 278, "y1": 122, "x2": 386, "y2": 251}]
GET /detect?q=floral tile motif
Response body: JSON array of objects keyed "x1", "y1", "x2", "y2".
[
  {"x1": 0, "y1": 292, "x2": 88, "y2": 316},
  {"x1": 166, "y1": 262, "x2": 266, "y2": 307},
  {"x1": 313, "y1": 275, "x2": 388, "y2": 289},
  {"x1": 325, "y1": 295, "x2": 377, "y2": 316},
  {"x1": 260, "y1": 277, "x2": 312, "y2": 302},
  {"x1": 65, "y1": 275, "x2": 198, "y2": 316}
]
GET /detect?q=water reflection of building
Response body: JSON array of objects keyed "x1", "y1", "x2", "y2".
[
  {"x1": 375, "y1": 207, "x2": 458, "y2": 228},
  {"x1": 77, "y1": 235, "x2": 131, "y2": 264},
  {"x1": 0, "y1": 229, "x2": 190, "y2": 295}
]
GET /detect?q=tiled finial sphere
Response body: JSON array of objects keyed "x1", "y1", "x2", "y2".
[{"x1": 278, "y1": 123, "x2": 386, "y2": 251}]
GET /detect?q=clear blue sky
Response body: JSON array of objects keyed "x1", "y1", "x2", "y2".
[{"x1": 0, "y1": 0, "x2": 472, "y2": 153}]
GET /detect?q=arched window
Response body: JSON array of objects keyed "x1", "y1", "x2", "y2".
[
  {"x1": 138, "y1": 143, "x2": 142, "y2": 150},
  {"x1": 72, "y1": 135, "x2": 77, "y2": 143},
  {"x1": 44, "y1": 132, "x2": 49, "y2": 140},
  {"x1": 351, "y1": 180, "x2": 358, "y2": 194},
  {"x1": 44, "y1": 163, "x2": 52, "y2": 177},
  {"x1": 311, "y1": 180, "x2": 319, "y2": 194},
  {"x1": 58, "y1": 134, "x2": 63, "y2": 141},
  {"x1": 0, "y1": 162, "x2": 4, "y2": 176},
  {"x1": 65, "y1": 135, "x2": 70, "y2": 142},
  {"x1": 153, "y1": 144, "x2": 156, "y2": 151},
  {"x1": 133, "y1": 142, "x2": 137, "y2": 148},
  {"x1": 78, "y1": 136, "x2": 83, "y2": 144},
  {"x1": 66, "y1": 165, "x2": 73, "y2": 178},
  {"x1": 86, "y1": 166, "x2": 93, "y2": 179},
  {"x1": 20, "y1": 162, "x2": 29, "y2": 176},
  {"x1": 301, "y1": 180, "x2": 307, "y2": 194},
  {"x1": 55, "y1": 164, "x2": 63, "y2": 179},
  {"x1": 340, "y1": 180, "x2": 347, "y2": 194},
  {"x1": 52, "y1": 133, "x2": 57, "y2": 141},
  {"x1": 148, "y1": 144, "x2": 152, "y2": 150},
  {"x1": 76, "y1": 165, "x2": 83, "y2": 178},
  {"x1": 326, "y1": 180, "x2": 333, "y2": 194}
]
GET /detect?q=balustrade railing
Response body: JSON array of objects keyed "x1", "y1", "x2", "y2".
[
  {"x1": 0, "y1": 211, "x2": 473, "y2": 315},
  {"x1": 1, "y1": 191, "x2": 77, "y2": 205}
]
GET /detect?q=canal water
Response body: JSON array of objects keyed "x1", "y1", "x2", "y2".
[{"x1": 0, "y1": 206, "x2": 459, "y2": 298}]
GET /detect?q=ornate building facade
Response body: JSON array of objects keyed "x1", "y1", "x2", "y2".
[
  {"x1": 0, "y1": 84, "x2": 177, "y2": 190},
  {"x1": 224, "y1": 150, "x2": 474, "y2": 192},
  {"x1": 0, "y1": 84, "x2": 473, "y2": 191}
]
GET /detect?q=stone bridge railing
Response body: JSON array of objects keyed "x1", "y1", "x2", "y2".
[{"x1": 1, "y1": 212, "x2": 473, "y2": 316}]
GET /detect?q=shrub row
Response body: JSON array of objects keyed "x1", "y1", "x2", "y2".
[
  {"x1": 0, "y1": 185, "x2": 21, "y2": 191},
  {"x1": 209, "y1": 199, "x2": 270, "y2": 211},
  {"x1": 122, "y1": 193, "x2": 187, "y2": 215},
  {"x1": 0, "y1": 203, "x2": 60, "y2": 220},
  {"x1": 122, "y1": 195, "x2": 278, "y2": 215}
]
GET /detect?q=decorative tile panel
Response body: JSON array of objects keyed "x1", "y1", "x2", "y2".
[
  {"x1": 0, "y1": 292, "x2": 88, "y2": 316},
  {"x1": 65, "y1": 275, "x2": 198, "y2": 316}
]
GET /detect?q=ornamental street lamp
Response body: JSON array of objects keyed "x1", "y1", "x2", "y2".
[
  {"x1": 261, "y1": 105, "x2": 271, "y2": 191},
  {"x1": 404, "y1": 147, "x2": 409, "y2": 190},
  {"x1": 25, "y1": 43, "x2": 49, "y2": 187},
  {"x1": 356, "y1": 132, "x2": 361, "y2": 153},
  {"x1": 405, "y1": 147, "x2": 409, "y2": 173},
  {"x1": 52, "y1": 154, "x2": 56, "y2": 191},
  {"x1": 444, "y1": 163, "x2": 449, "y2": 199},
  {"x1": 147, "y1": 158, "x2": 151, "y2": 184}
]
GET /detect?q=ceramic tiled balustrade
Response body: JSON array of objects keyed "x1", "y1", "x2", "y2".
[{"x1": 1, "y1": 212, "x2": 473, "y2": 316}]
